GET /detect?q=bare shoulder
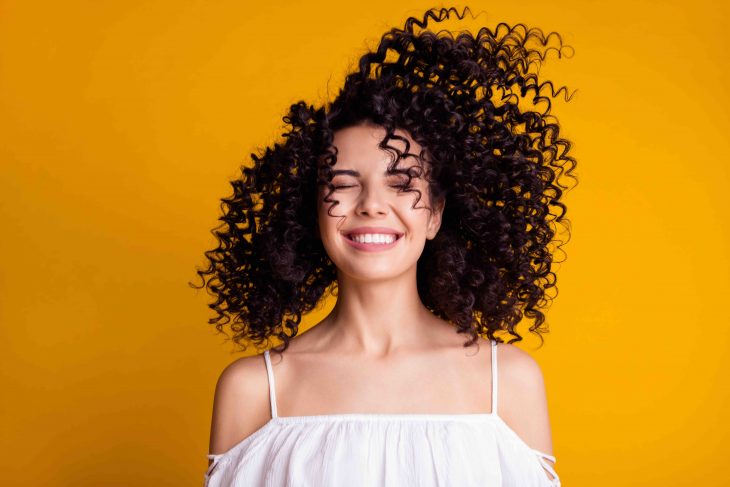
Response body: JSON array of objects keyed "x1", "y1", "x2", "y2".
[
  {"x1": 495, "y1": 341, "x2": 556, "y2": 468},
  {"x1": 208, "y1": 353, "x2": 272, "y2": 457},
  {"x1": 496, "y1": 341, "x2": 547, "y2": 389}
]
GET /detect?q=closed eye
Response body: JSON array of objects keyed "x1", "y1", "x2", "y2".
[{"x1": 332, "y1": 185, "x2": 412, "y2": 190}]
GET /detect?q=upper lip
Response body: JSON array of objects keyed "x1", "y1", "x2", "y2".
[{"x1": 343, "y1": 226, "x2": 404, "y2": 237}]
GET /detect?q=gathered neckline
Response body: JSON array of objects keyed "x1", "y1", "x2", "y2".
[
  {"x1": 207, "y1": 412, "x2": 555, "y2": 465},
  {"x1": 273, "y1": 412, "x2": 496, "y2": 422},
  {"x1": 208, "y1": 412, "x2": 503, "y2": 460}
]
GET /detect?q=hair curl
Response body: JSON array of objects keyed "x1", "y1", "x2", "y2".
[{"x1": 190, "y1": 6, "x2": 578, "y2": 354}]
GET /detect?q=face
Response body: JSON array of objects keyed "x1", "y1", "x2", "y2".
[{"x1": 316, "y1": 123, "x2": 445, "y2": 281}]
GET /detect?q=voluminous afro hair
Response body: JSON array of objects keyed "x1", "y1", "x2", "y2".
[{"x1": 191, "y1": 6, "x2": 578, "y2": 354}]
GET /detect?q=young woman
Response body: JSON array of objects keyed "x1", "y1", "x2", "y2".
[{"x1": 193, "y1": 6, "x2": 576, "y2": 486}]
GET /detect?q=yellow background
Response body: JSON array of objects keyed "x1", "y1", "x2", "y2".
[{"x1": 2, "y1": 1, "x2": 728, "y2": 485}]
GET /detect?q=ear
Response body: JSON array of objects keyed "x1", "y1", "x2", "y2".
[{"x1": 426, "y1": 197, "x2": 445, "y2": 240}]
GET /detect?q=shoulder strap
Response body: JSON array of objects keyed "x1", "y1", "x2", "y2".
[
  {"x1": 263, "y1": 350, "x2": 278, "y2": 419},
  {"x1": 491, "y1": 340, "x2": 498, "y2": 415}
]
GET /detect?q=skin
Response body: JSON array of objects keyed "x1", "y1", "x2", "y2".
[
  {"x1": 207, "y1": 123, "x2": 556, "y2": 479},
  {"x1": 310, "y1": 122, "x2": 451, "y2": 357}
]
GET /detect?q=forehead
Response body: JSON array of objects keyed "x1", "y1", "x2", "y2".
[{"x1": 329, "y1": 124, "x2": 423, "y2": 169}]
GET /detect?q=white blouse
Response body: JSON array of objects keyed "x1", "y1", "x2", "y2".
[{"x1": 204, "y1": 340, "x2": 560, "y2": 486}]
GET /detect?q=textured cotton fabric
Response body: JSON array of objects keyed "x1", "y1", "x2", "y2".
[{"x1": 204, "y1": 340, "x2": 561, "y2": 486}]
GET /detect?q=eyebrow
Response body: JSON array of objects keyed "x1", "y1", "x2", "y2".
[{"x1": 331, "y1": 169, "x2": 407, "y2": 177}]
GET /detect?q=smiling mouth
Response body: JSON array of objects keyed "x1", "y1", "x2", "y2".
[{"x1": 345, "y1": 234, "x2": 403, "y2": 242}]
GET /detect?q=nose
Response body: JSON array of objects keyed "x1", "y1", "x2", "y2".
[{"x1": 355, "y1": 185, "x2": 389, "y2": 216}]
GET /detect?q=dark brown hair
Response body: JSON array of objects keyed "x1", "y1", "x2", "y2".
[{"x1": 190, "y1": 6, "x2": 578, "y2": 353}]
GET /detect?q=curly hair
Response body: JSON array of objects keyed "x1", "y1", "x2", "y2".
[{"x1": 190, "y1": 6, "x2": 578, "y2": 354}]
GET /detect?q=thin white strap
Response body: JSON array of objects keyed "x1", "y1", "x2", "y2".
[
  {"x1": 263, "y1": 350, "x2": 278, "y2": 418},
  {"x1": 534, "y1": 450, "x2": 560, "y2": 485},
  {"x1": 491, "y1": 340, "x2": 498, "y2": 415}
]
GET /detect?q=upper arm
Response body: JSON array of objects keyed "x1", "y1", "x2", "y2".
[
  {"x1": 208, "y1": 354, "x2": 270, "y2": 463},
  {"x1": 499, "y1": 343, "x2": 558, "y2": 480}
]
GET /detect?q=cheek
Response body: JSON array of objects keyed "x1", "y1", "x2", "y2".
[
  {"x1": 317, "y1": 208, "x2": 341, "y2": 240},
  {"x1": 396, "y1": 202, "x2": 430, "y2": 231}
]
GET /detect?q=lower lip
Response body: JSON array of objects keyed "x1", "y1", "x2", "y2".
[{"x1": 343, "y1": 234, "x2": 402, "y2": 252}]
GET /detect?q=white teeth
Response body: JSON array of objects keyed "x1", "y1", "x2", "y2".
[{"x1": 350, "y1": 233, "x2": 397, "y2": 244}]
